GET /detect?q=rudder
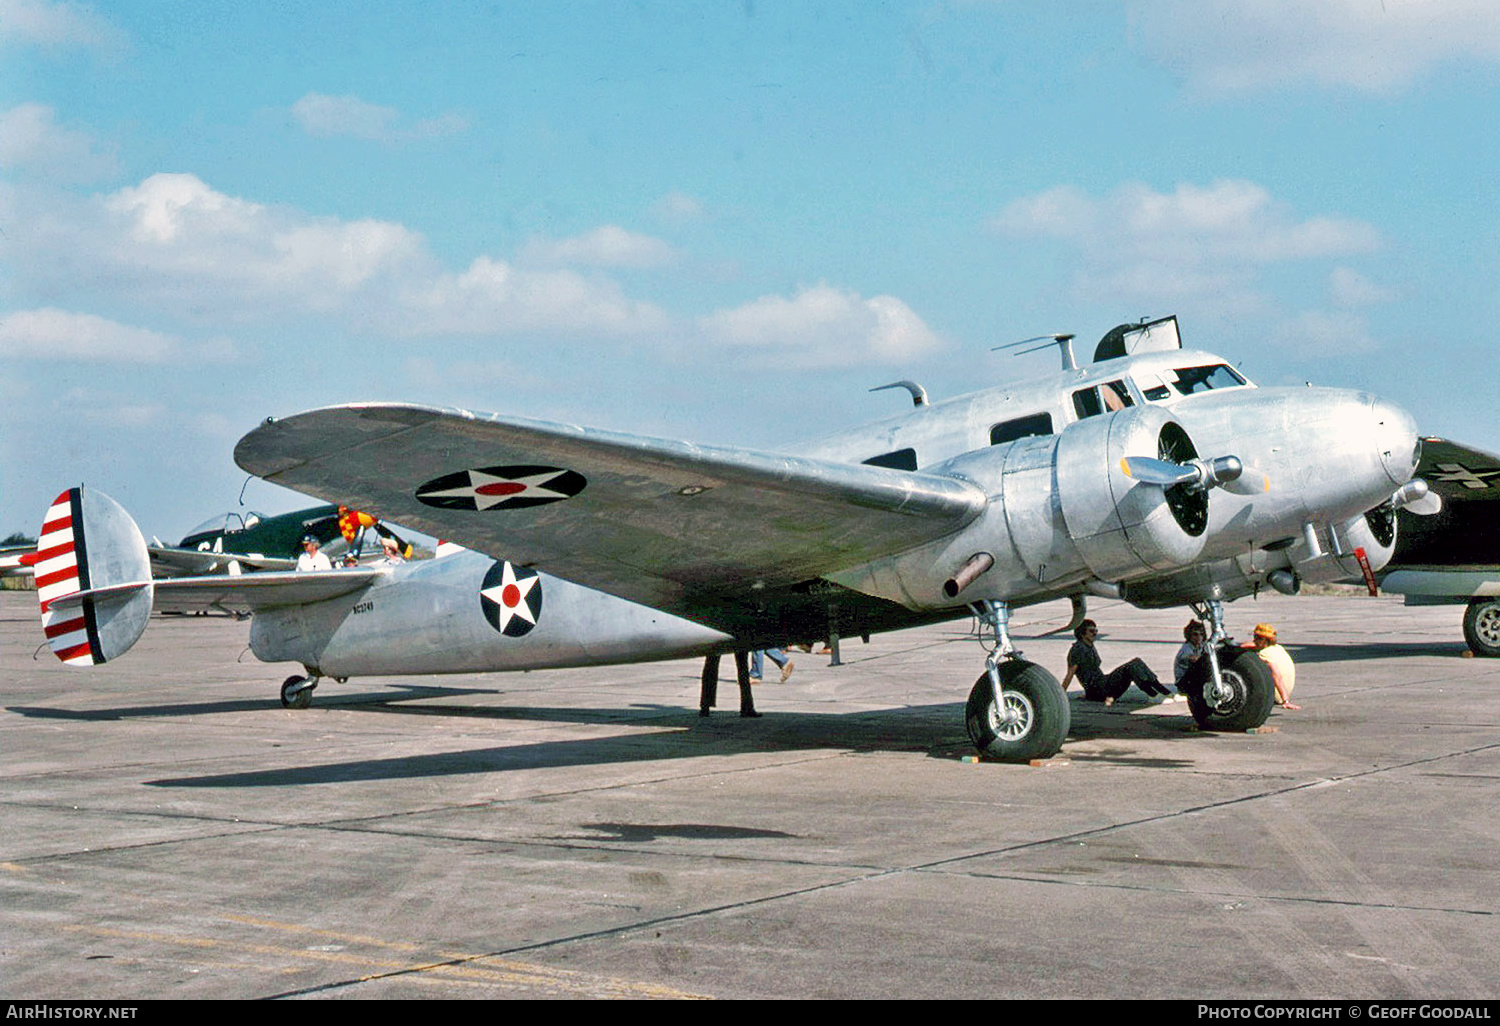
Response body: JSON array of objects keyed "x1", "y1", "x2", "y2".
[{"x1": 33, "y1": 487, "x2": 154, "y2": 665}]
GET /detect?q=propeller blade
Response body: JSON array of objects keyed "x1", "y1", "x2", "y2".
[
  {"x1": 1119, "y1": 456, "x2": 1198, "y2": 487},
  {"x1": 1122, "y1": 453, "x2": 1260, "y2": 494}
]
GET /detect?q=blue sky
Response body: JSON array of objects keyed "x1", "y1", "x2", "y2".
[{"x1": 3, "y1": 0, "x2": 1498, "y2": 539}]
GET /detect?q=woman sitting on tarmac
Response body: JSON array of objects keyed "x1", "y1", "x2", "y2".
[{"x1": 1060, "y1": 618, "x2": 1172, "y2": 705}]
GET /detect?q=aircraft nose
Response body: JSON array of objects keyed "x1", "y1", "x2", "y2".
[{"x1": 1370, "y1": 396, "x2": 1420, "y2": 486}]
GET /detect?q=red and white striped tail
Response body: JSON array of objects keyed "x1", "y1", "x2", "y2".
[{"x1": 35, "y1": 488, "x2": 101, "y2": 666}]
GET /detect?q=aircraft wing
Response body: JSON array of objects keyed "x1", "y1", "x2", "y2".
[
  {"x1": 149, "y1": 545, "x2": 300, "y2": 578},
  {"x1": 235, "y1": 403, "x2": 987, "y2": 618},
  {"x1": 1389, "y1": 437, "x2": 1500, "y2": 572}
]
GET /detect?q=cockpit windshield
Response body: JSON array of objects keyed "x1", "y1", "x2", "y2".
[
  {"x1": 1168, "y1": 364, "x2": 1247, "y2": 395},
  {"x1": 181, "y1": 511, "x2": 264, "y2": 541},
  {"x1": 1138, "y1": 364, "x2": 1250, "y2": 401}
]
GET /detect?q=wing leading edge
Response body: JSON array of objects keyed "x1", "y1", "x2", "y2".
[{"x1": 234, "y1": 403, "x2": 988, "y2": 619}]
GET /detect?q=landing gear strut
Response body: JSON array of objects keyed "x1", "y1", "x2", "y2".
[
  {"x1": 1184, "y1": 600, "x2": 1274, "y2": 731},
  {"x1": 963, "y1": 601, "x2": 1069, "y2": 761}
]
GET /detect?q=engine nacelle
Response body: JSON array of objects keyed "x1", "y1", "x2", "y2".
[
  {"x1": 1053, "y1": 405, "x2": 1209, "y2": 581},
  {"x1": 827, "y1": 405, "x2": 1211, "y2": 609}
]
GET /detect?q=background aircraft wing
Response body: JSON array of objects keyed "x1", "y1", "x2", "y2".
[
  {"x1": 235, "y1": 403, "x2": 987, "y2": 617},
  {"x1": 1390, "y1": 437, "x2": 1500, "y2": 572},
  {"x1": 149, "y1": 545, "x2": 300, "y2": 578}
]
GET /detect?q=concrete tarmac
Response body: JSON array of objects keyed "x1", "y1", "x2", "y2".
[{"x1": 3, "y1": 591, "x2": 1498, "y2": 1000}]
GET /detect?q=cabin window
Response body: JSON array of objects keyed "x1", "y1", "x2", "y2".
[
  {"x1": 862, "y1": 447, "x2": 918, "y2": 471},
  {"x1": 1169, "y1": 364, "x2": 1247, "y2": 395},
  {"x1": 1071, "y1": 380, "x2": 1134, "y2": 420},
  {"x1": 990, "y1": 412, "x2": 1054, "y2": 446}
]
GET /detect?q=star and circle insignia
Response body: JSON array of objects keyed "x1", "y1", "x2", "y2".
[
  {"x1": 415, "y1": 465, "x2": 587, "y2": 511},
  {"x1": 480, "y1": 560, "x2": 543, "y2": 637}
]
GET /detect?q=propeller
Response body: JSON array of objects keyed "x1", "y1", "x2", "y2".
[{"x1": 1120, "y1": 454, "x2": 1251, "y2": 493}]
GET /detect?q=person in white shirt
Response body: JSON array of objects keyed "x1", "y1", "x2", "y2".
[{"x1": 296, "y1": 535, "x2": 332, "y2": 572}]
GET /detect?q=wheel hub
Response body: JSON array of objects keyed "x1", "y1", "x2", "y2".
[
  {"x1": 1206, "y1": 668, "x2": 1247, "y2": 715},
  {"x1": 1477, "y1": 606, "x2": 1500, "y2": 647},
  {"x1": 990, "y1": 689, "x2": 1035, "y2": 742}
]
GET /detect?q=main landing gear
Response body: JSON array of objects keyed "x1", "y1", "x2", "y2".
[
  {"x1": 1181, "y1": 600, "x2": 1274, "y2": 732},
  {"x1": 1463, "y1": 597, "x2": 1500, "y2": 658},
  {"x1": 963, "y1": 601, "x2": 1070, "y2": 761}
]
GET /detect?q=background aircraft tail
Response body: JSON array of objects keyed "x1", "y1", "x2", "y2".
[{"x1": 31, "y1": 487, "x2": 154, "y2": 666}]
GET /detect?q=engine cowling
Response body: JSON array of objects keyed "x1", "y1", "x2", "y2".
[
  {"x1": 826, "y1": 405, "x2": 1214, "y2": 610},
  {"x1": 1052, "y1": 405, "x2": 1209, "y2": 581}
]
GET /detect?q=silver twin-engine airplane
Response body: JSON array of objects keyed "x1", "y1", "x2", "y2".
[{"x1": 33, "y1": 317, "x2": 1433, "y2": 761}]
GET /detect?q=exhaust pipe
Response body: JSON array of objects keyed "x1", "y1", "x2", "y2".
[{"x1": 943, "y1": 551, "x2": 995, "y2": 599}]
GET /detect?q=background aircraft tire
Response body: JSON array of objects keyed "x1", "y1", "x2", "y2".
[
  {"x1": 965, "y1": 660, "x2": 1069, "y2": 761},
  {"x1": 1462, "y1": 598, "x2": 1500, "y2": 658},
  {"x1": 1186, "y1": 647, "x2": 1274, "y2": 732},
  {"x1": 280, "y1": 675, "x2": 313, "y2": 709}
]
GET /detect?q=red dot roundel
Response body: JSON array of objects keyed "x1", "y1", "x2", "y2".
[
  {"x1": 480, "y1": 561, "x2": 542, "y2": 637},
  {"x1": 416, "y1": 465, "x2": 586, "y2": 511}
]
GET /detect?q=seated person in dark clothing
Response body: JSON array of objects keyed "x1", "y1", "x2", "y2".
[{"x1": 1060, "y1": 618, "x2": 1170, "y2": 705}]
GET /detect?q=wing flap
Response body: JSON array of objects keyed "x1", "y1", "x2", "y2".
[{"x1": 235, "y1": 403, "x2": 986, "y2": 615}]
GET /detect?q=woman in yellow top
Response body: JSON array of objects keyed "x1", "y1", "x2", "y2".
[{"x1": 1251, "y1": 623, "x2": 1299, "y2": 710}]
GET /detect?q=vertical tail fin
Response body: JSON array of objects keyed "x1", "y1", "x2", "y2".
[{"x1": 33, "y1": 487, "x2": 153, "y2": 665}]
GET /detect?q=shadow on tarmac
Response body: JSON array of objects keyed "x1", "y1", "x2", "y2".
[
  {"x1": 1288, "y1": 641, "x2": 1473, "y2": 664},
  {"x1": 121, "y1": 691, "x2": 1229, "y2": 788}
]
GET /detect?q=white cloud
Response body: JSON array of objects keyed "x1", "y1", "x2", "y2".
[
  {"x1": 994, "y1": 179, "x2": 1379, "y2": 313},
  {"x1": 0, "y1": 103, "x2": 116, "y2": 182},
  {"x1": 699, "y1": 284, "x2": 942, "y2": 368},
  {"x1": 9, "y1": 173, "x2": 679, "y2": 340},
  {"x1": 396, "y1": 256, "x2": 670, "y2": 336},
  {"x1": 1128, "y1": 0, "x2": 1500, "y2": 94},
  {"x1": 401, "y1": 356, "x2": 538, "y2": 392},
  {"x1": 291, "y1": 92, "x2": 468, "y2": 142},
  {"x1": 1329, "y1": 266, "x2": 1389, "y2": 308},
  {"x1": 522, "y1": 225, "x2": 677, "y2": 269},
  {"x1": 0, "y1": 0, "x2": 126, "y2": 52},
  {"x1": 56, "y1": 385, "x2": 165, "y2": 427},
  {"x1": 0, "y1": 308, "x2": 178, "y2": 362}
]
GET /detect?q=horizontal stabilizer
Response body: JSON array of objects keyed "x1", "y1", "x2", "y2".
[{"x1": 150, "y1": 567, "x2": 385, "y2": 616}]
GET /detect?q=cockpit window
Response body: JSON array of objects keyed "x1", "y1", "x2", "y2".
[
  {"x1": 183, "y1": 512, "x2": 246, "y2": 539},
  {"x1": 1169, "y1": 364, "x2": 1247, "y2": 395},
  {"x1": 1138, "y1": 376, "x2": 1172, "y2": 401}
]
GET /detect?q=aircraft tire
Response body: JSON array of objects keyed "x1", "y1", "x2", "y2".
[
  {"x1": 1463, "y1": 598, "x2": 1500, "y2": 658},
  {"x1": 280, "y1": 675, "x2": 314, "y2": 710},
  {"x1": 965, "y1": 660, "x2": 1069, "y2": 761},
  {"x1": 1185, "y1": 647, "x2": 1274, "y2": 732}
]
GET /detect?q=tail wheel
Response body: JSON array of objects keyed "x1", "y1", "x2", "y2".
[
  {"x1": 1462, "y1": 598, "x2": 1500, "y2": 658},
  {"x1": 1185, "y1": 647, "x2": 1274, "y2": 731},
  {"x1": 280, "y1": 675, "x2": 315, "y2": 710},
  {"x1": 965, "y1": 660, "x2": 1070, "y2": 761}
]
